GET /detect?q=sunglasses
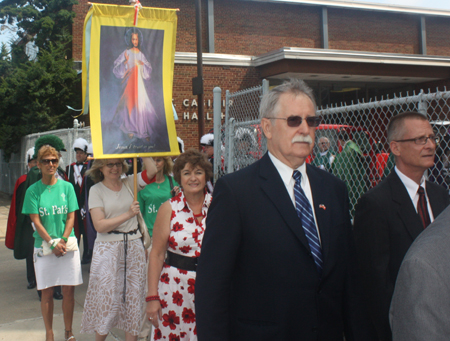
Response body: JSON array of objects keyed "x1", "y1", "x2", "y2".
[
  {"x1": 106, "y1": 162, "x2": 123, "y2": 169},
  {"x1": 266, "y1": 115, "x2": 322, "y2": 128},
  {"x1": 40, "y1": 158, "x2": 59, "y2": 165}
]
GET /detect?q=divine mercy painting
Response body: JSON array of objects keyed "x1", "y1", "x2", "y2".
[{"x1": 99, "y1": 26, "x2": 170, "y2": 154}]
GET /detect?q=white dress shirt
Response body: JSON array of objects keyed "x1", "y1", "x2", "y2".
[
  {"x1": 395, "y1": 166, "x2": 434, "y2": 222},
  {"x1": 268, "y1": 152, "x2": 321, "y2": 244}
]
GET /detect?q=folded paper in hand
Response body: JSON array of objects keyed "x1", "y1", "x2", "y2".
[{"x1": 42, "y1": 237, "x2": 78, "y2": 256}]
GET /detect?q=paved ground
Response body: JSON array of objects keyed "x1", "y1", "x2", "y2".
[{"x1": 0, "y1": 192, "x2": 127, "y2": 340}]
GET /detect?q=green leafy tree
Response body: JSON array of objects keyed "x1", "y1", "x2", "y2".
[
  {"x1": 0, "y1": 0, "x2": 77, "y2": 52},
  {"x1": 0, "y1": 0, "x2": 80, "y2": 161}
]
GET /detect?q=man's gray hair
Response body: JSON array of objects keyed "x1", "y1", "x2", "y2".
[{"x1": 259, "y1": 79, "x2": 317, "y2": 119}]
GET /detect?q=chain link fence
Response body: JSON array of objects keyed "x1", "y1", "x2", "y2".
[
  {"x1": 0, "y1": 127, "x2": 91, "y2": 195},
  {"x1": 213, "y1": 80, "x2": 268, "y2": 178},
  {"x1": 216, "y1": 84, "x2": 450, "y2": 219}
]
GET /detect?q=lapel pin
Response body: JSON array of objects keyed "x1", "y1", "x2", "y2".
[{"x1": 319, "y1": 204, "x2": 326, "y2": 210}]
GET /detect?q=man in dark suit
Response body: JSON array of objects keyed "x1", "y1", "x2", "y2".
[
  {"x1": 196, "y1": 79, "x2": 375, "y2": 340},
  {"x1": 353, "y1": 111, "x2": 449, "y2": 341},
  {"x1": 66, "y1": 138, "x2": 90, "y2": 263}
]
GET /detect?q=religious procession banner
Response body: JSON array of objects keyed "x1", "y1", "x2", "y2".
[{"x1": 82, "y1": 4, "x2": 179, "y2": 158}]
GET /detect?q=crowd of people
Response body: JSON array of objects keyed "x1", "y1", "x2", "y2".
[{"x1": 6, "y1": 78, "x2": 450, "y2": 341}]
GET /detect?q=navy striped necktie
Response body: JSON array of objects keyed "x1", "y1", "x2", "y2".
[
  {"x1": 293, "y1": 170, "x2": 323, "y2": 275},
  {"x1": 417, "y1": 186, "x2": 431, "y2": 228}
]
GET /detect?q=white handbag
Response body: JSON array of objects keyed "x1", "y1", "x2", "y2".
[{"x1": 42, "y1": 237, "x2": 78, "y2": 256}]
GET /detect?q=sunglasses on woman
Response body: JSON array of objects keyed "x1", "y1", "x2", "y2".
[
  {"x1": 40, "y1": 158, "x2": 59, "y2": 165},
  {"x1": 266, "y1": 115, "x2": 322, "y2": 128}
]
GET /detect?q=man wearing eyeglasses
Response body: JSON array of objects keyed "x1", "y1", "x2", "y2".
[
  {"x1": 353, "y1": 111, "x2": 450, "y2": 341},
  {"x1": 196, "y1": 79, "x2": 375, "y2": 340}
]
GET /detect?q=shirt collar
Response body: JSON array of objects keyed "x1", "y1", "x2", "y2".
[
  {"x1": 268, "y1": 151, "x2": 307, "y2": 186},
  {"x1": 173, "y1": 189, "x2": 213, "y2": 214},
  {"x1": 395, "y1": 166, "x2": 426, "y2": 200}
]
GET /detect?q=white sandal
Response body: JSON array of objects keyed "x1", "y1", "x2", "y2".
[{"x1": 64, "y1": 330, "x2": 76, "y2": 341}]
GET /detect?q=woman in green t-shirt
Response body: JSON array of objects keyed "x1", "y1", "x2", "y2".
[
  {"x1": 137, "y1": 156, "x2": 178, "y2": 340},
  {"x1": 138, "y1": 157, "x2": 179, "y2": 237},
  {"x1": 22, "y1": 145, "x2": 82, "y2": 341}
]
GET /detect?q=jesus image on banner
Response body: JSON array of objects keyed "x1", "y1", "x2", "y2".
[
  {"x1": 99, "y1": 26, "x2": 170, "y2": 154},
  {"x1": 113, "y1": 28, "x2": 157, "y2": 141}
]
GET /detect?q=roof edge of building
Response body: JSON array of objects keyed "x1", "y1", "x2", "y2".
[
  {"x1": 243, "y1": 0, "x2": 450, "y2": 17},
  {"x1": 174, "y1": 49, "x2": 450, "y2": 68}
]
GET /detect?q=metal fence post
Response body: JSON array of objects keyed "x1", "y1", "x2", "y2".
[
  {"x1": 213, "y1": 86, "x2": 222, "y2": 183},
  {"x1": 262, "y1": 78, "x2": 269, "y2": 96},
  {"x1": 227, "y1": 118, "x2": 236, "y2": 172}
]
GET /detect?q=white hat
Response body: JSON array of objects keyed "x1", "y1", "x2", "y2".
[
  {"x1": 177, "y1": 137, "x2": 185, "y2": 153},
  {"x1": 73, "y1": 138, "x2": 89, "y2": 153},
  {"x1": 87, "y1": 143, "x2": 93, "y2": 155},
  {"x1": 200, "y1": 133, "x2": 214, "y2": 147},
  {"x1": 26, "y1": 147, "x2": 35, "y2": 163}
]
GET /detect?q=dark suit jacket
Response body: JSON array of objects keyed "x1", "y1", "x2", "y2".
[
  {"x1": 196, "y1": 153, "x2": 375, "y2": 341},
  {"x1": 353, "y1": 170, "x2": 450, "y2": 341},
  {"x1": 66, "y1": 162, "x2": 88, "y2": 207}
]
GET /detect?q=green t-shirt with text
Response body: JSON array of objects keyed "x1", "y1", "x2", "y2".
[
  {"x1": 138, "y1": 175, "x2": 178, "y2": 237},
  {"x1": 22, "y1": 179, "x2": 79, "y2": 248}
]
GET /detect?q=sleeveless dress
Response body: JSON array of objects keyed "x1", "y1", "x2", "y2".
[{"x1": 151, "y1": 190, "x2": 212, "y2": 341}]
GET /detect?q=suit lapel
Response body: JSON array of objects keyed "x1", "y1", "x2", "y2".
[
  {"x1": 389, "y1": 172, "x2": 424, "y2": 239},
  {"x1": 258, "y1": 154, "x2": 311, "y2": 253},
  {"x1": 426, "y1": 181, "x2": 447, "y2": 219}
]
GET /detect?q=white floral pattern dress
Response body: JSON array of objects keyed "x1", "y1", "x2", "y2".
[{"x1": 151, "y1": 190, "x2": 212, "y2": 341}]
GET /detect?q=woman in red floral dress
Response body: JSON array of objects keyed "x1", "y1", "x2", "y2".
[{"x1": 146, "y1": 150, "x2": 213, "y2": 341}]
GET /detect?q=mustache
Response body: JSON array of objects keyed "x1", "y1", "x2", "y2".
[{"x1": 291, "y1": 135, "x2": 313, "y2": 144}]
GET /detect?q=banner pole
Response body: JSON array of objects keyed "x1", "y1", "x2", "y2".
[{"x1": 133, "y1": 157, "x2": 138, "y2": 201}]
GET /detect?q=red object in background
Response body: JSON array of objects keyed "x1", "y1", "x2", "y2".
[
  {"x1": 5, "y1": 174, "x2": 27, "y2": 249},
  {"x1": 375, "y1": 152, "x2": 389, "y2": 178}
]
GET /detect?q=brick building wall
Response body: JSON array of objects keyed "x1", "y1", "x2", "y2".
[
  {"x1": 73, "y1": 0, "x2": 450, "y2": 62},
  {"x1": 173, "y1": 65, "x2": 261, "y2": 149},
  {"x1": 427, "y1": 17, "x2": 450, "y2": 56},
  {"x1": 328, "y1": 8, "x2": 420, "y2": 54},
  {"x1": 213, "y1": 0, "x2": 322, "y2": 55}
]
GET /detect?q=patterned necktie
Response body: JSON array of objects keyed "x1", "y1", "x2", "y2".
[
  {"x1": 417, "y1": 186, "x2": 431, "y2": 228},
  {"x1": 293, "y1": 170, "x2": 323, "y2": 275}
]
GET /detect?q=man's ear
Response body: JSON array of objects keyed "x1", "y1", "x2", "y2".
[
  {"x1": 261, "y1": 118, "x2": 272, "y2": 140},
  {"x1": 390, "y1": 141, "x2": 401, "y2": 157}
]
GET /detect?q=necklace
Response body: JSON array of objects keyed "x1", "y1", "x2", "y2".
[
  {"x1": 193, "y1": 212, "x2": 204, "y2": 218},
  {"x1": 155, "y1": 177, "x2": 165, "y2": 189},
  {"x1": 43, "y1": 179, "x2": 57, "y2": 192}
]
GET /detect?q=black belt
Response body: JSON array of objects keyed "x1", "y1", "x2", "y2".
[
  {"x1": 108, "y1": 227, "x2": 139, "y2": 302},
  {"x1": 165, "y1": 251, "x2": 198, "y2": 272}
]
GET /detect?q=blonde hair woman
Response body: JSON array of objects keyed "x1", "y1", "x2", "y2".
[
  {"x1": 22, "y1": 145, "x2": 82, "y2": 341},
  {"x1": 81, "y1": 157, "x2": 156, "y2": 341}
]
